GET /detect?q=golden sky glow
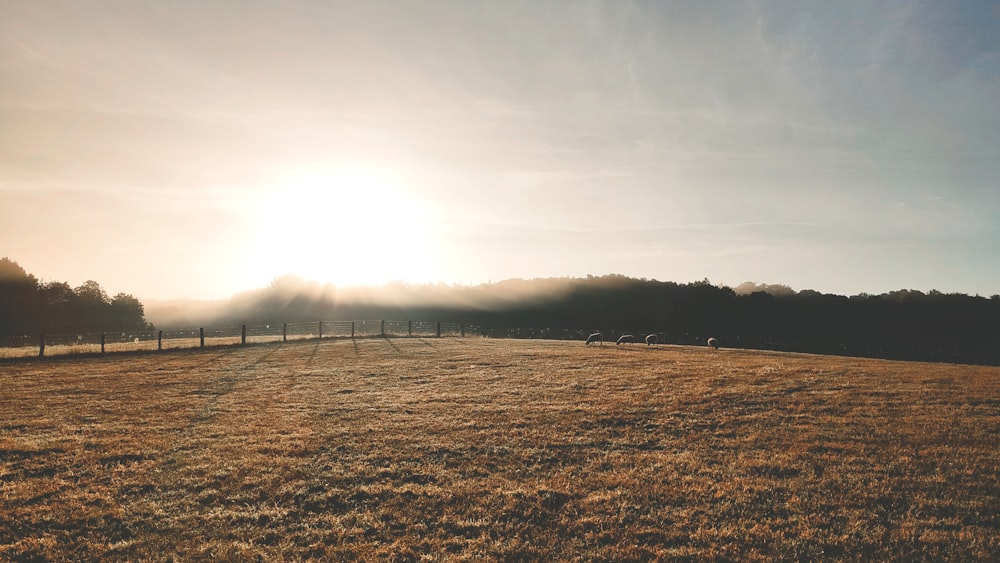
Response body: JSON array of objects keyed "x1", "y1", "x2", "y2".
[{"x1": 2, "y1": 1, "x2": 998, "y2": 299}]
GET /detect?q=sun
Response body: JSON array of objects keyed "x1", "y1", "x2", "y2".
[{"x1": 243, "y1": 161, "x2": 440, "y2": 287}]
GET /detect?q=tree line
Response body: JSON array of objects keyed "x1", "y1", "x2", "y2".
[
  {"x1": 203, "y1": 274, "x2": 1000, "y2": 365},
  {"x1": 3, "y1": 259, "x2": 998, "y2": 365},
  {"x1": 0, "y1": 258, "x2": 152, "y2": 337}
]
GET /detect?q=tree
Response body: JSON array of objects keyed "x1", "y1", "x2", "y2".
[
  {"x1": 0, "y1": 257, "x2": 36, "y2": 283},
  {"x1": 39, "y1": 282, "x2": 74, "y2": 333},
  {"x1": 72, "y1": 280, "x2": 111, "y2": 331},
  {"x1": 110, "y1": 293, "x2": 152, "y2": 332},
  {"x1": 74, "y1": 280, "x2": 110, "y2": 305},
  {"x1": 0, "y1": 258, "x2": 40, "y2": 335},
  {"x1": 0, "y1": 260, "x2": 154, "y2": 336}
]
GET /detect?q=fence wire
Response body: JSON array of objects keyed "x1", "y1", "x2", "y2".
[{"x1": 0, "y1": 320, "x2": 483, "y2": 359}]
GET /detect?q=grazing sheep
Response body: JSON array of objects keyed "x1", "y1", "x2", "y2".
[
  {"x1": 707, "y1": 337, "x2": 719, "y2": 349},
  {"x1": 585, "y1": 332, "x2": 603, "y2": 346},
  {"x1": 645, "y1": 334, "x2": 658, "y2": 346},
  {"x1": 616, "y1": 334, "x2": 635, "y2": 346}
]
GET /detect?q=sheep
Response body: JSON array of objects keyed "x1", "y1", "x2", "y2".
[
  {"x1": 585, "y1": 332, "x2": 603, "y2": 346},
  {"x1": 645, "y1": 334, "x2": 658, "y2": 346},
  {"x1": 616, "y1": 334, "x2": 635, "y2": 346},
  {"x1": 707, "y1": 337, "x2": 719, "y2": 349}
]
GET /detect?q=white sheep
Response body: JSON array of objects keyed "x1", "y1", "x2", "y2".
[
  {"x1": 616, "y1": 334, "x2": 635, "y2": 346},
  {"x1": 645, "y1": 334, "x2": 658, "y2": 346},
  {"x1": 707, "y1": 337, "x2": 719, "y2": 349},
  {"x1": 585, "y1": 332, "x2": 603, "y2": 346}
]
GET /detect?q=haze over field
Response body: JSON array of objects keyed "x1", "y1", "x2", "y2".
[{"x1": 3, "y1": 1, "x2": 998, "y2": 300}]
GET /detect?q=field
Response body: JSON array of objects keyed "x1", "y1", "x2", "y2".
[{"x1": 1, "y1": 338, "x2": 998, "y2": 561}]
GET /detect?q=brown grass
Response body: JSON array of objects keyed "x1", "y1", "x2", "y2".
[{"x1": 1, "y1": 338, "x2": 997, "y2": 561}]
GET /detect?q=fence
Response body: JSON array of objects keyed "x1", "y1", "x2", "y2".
[
  {"x1": 10, "y1": 322, "x2": 950, "y2": 364},
  {"x1": 0, "y1": 320, "x2": 476, "y2": 359}
]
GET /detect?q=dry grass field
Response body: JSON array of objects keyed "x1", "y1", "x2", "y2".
[{"x1": 1, "y1": 337, "x2": 998, "y2": 561}]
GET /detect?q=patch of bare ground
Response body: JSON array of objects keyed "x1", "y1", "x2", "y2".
[{"x1": 1, "y1": 338, "x2": 997, "y2": 560}]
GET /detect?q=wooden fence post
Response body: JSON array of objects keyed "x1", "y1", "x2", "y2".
[
  {"x1": 39, "y1": 334, "x2": 45, "y2": 358},
  {"x1": 351, "y1": 321, "x2": 355, "y2": 338},
  {"x1": 461, "y1": 324, "x2": 465, "y2": 337},
  {"x1": 437, "y1": 322, "x2": 441, "y2": 337},
  {"x1": 319, "y1": 320, "x2": 323, "y2": 339},
  {"x1": 380, "y1": 320, "x2": 385, "y2": 337},
  {"x1": 408, "y1": 320, "x2": 412, "y2": 336},
  {"x1": 283, "y1": 323, "x2": 287, "y2": 342},
  {"x1": 200, "y1": 328, "x2": 205, "y2": 348},
  {"x1": 158, "y1": 330, "x2": 163, "y2": 351},
  {"x1": 241, "y1": 324, "x2": 246, "y2": 345},
  {"x1": 101, "y1": 333, "x2": 106, "y2": 354}
]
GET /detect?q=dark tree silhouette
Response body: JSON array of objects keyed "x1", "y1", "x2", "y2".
[
  {"x1": 73, "y1": 280, "x2": 111, "y2": 330},
  {"x1": 0, "y1": 257, "x2": 40, "y2": 335},
  {"x1": 206, "y1": 274, "x2": 1000, "y2": 365},
  {"x1": 0, "y1": 258, "x2": 153, "y2": 336},
  {"x1": 109, "y1": 293, "x2": 151, "y2": 332},
  {"x1": 3, "y1": 258, "x2": 998, "y2": 365},
  {"x1": 39, "y1": 282, "x2": 75, "y2": 333}
]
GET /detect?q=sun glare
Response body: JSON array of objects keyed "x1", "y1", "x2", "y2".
[{"x1": 244, "y1": 161, "x2": 440, "y2": 287}]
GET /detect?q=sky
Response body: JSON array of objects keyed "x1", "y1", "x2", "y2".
[{"x1": 2, "y1": 0, "x2": 999, "y2": 300}]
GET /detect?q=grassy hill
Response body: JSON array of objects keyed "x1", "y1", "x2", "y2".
[{"x1": 1, "y1": 338, "x2": 997, "y2": 560}]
